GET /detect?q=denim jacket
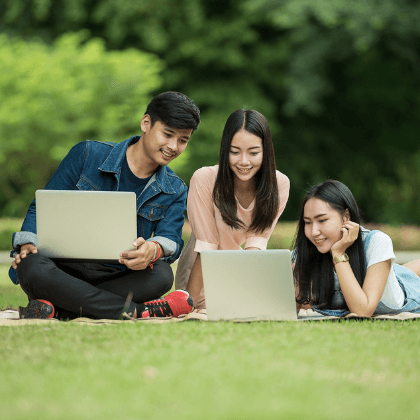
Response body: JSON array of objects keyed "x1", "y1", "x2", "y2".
[{"x1": 9, "y1": 136, "x2": 187, "y2": 284}]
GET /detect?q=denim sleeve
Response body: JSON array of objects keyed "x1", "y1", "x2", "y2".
[
  {"x1": 148, "y1": 182, "x2": 187, "y2": 264},
  {"x1": 12, "y1": 141, "x2": 88, "y2": 252}
]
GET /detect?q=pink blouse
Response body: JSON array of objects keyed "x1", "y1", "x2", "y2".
[{"x1": 175, "y1": 165, "x2": 290, "y2": 309}]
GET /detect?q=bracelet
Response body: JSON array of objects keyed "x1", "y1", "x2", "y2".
[
  {"x1": 333, "y1": 253, "x2": 349, "y2": 265},
  {"x1": 151, "y1": 241, "x2": 158, "y2": 261},
  {"x1": 148, "y1": 241, "x2": 161, "y2": 269}
]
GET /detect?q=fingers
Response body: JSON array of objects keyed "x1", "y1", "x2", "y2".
[
  {"x1": 337, "y1": 222, "x2": 359, "y2": 251},
  {"x1": 21, "y1": 249, "x2": 29, "y2": 259},
  {"x1": 133, "y1": 237, "x2": 146, "y2": 248},
  {"x1": 119, "y1": 249, "x2": 139, "y2": 259},
  {"x1": 120, "y1": 237, "x2": 147, "y2": 259},
  {"x1": 119, "y1": 248, "x2": 149, "y2": 269},
  {"x1": 21, "y1": 244, "x2": 38, "y2": 254},
  {"x1": 119, "y1": 239, "x2": 156, "y2": 271},
  {"x1": 20, "y1": 246, "x2": 38, "y2": 258},
  {"x1": 342, "y1": 221, "x2": 359, "y2": 229},
  {"x1": 342, "y1": 222, "x2": 359, "y2": 237},
  {"x1": 331, "y1": 222, "x2": 360, "y2": 256},
  {"x1": 12, "y1": 245, "x2": 38, "y2": 269},
  {"x1": 119, "y1": 254, "x2": 149, "y2": 270}
]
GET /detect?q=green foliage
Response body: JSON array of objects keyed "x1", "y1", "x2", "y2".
[
  {"x1": 243, "y1": 0, "x2": 420, "y2": 223},
  {"x1": 2, "y1": 0, "x2": 420, "y2": 223},
  {"x1": 0, "y1": 31, "x2": 162, "y2": 216},
  {"x1": 0, "y1": 230, "x2": 14, "y2": 251},
  {"x1": 0, "y1": 219, "x2": 22, "y2": 250}
]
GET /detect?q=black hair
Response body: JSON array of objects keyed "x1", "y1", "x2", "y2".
[
  {"x1": 145, "y1": 91, "x2": 200, "y2": 131},
  {"x1": 292, "y1": 180, "x2": 366, "y2": 308},
  {"x1": 213, "y1": 109, "x2": 279, "y2": 233}
]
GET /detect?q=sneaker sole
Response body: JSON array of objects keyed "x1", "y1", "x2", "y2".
[{"x1": 19, "y1": 300, "x2": 55, "y2": 319}]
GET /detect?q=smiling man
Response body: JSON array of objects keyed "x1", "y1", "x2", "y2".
[{"x1": 10, "y1": 91, "x2": 200, "y2": 320}]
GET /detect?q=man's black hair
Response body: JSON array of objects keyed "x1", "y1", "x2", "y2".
[{"x1": 145, "y1": 91, "x2": 200, "y2": 131}]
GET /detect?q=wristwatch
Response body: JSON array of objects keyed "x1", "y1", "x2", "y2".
[{"x1": 333, "y1": 253, "x2": 349, "y2": 265}]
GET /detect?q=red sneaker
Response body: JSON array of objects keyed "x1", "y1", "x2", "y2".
[
  {"x1": 19, "y1": 299, "x2": 55, "y2": 319},
  {"x1": 141, "y1": 290, "x2": 194, "y2": 318}
]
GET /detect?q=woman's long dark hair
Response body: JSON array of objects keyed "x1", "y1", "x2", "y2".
[
  {"x1": 292, "y1": 180, "x2": 366, "y2": 308},
  {"x1": 213, "y1": 109, "x2": 279, "y2": 233}
]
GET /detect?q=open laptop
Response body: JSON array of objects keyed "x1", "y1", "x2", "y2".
[
  {"x1": 201, "y1": 249, "x2": 299, "y2": 321},
  {"x1": 36, "y1": 190, "x2": 137, "y2": 262}
]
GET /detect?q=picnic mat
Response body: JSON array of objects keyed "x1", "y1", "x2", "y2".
[
  {"x1": 1, "y1": 309, "x2": 420, "y2": 326},
  {"x1": 0, "y1": 309, "x2": 207, "y2": 326}
]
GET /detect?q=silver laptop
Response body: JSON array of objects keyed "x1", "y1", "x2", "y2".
[
  {"x1": 201, "y1": 249, "x2": 298, "y2": 321},
  {"x1": 36, "y1": 190, "x2": 137, "y2": 262}
]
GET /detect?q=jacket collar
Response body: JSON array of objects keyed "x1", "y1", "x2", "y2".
[{"x1": 99, "y1": 136, "x2": 176, "y2": 194}]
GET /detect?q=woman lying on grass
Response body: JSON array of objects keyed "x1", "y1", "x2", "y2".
[
  {"x1": 293, "y1": 180, "x2": 420, "y2": 317},
  {"x1": 175, "y1": 109, "x2": 290, "y2": 309}
]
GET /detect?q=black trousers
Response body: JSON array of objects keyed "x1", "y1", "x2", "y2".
[{"x1": 17, "y1": 253, "x2": 173, "y2": 319}]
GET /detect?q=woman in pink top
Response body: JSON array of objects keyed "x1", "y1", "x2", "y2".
[{"x1": 175, "y1": 109, "x2": 290, "y2": 309}]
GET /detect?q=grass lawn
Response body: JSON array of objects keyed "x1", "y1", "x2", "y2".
[
  {"x1": 1, "y1": 263, "x2": 420, "y2": 420},
  {"x1": 0, "y1": 264, "x2": 27, "y2": 309}
]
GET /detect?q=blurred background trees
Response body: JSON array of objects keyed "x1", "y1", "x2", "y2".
[{"x1": 1, "y1": 0, "x2": 420, "y2": 223}]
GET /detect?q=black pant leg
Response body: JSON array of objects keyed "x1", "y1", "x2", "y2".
[
  {"x1": 17, "y1": 253, "x2": 137, "y2": 319},
  {"x1": 95, "y1": 260, "x2": 173, "y2": 303},
  {"x1": 56, "y1": 259, "x2": 173, "y2": 302}
]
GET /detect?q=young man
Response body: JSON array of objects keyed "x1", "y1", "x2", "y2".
[{"x1": 10, "y1": 91, "x2": 200, "y2": 320}]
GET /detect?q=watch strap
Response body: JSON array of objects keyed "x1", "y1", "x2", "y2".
[{"x1": 333, "y1": 253, "x2": 349, "y2": 265}]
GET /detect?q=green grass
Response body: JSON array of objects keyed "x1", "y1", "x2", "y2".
[
  {"x1": 1, "y1": 320, "x2": 420, "y2": 420},
  {"x1": 0, "y1": 264, "x2": 27, "y2": 308},
  {"x1": 2, "y1": 219, "x2": 420, "y2": 419},
  {"x1": 1, "y1": 263, "x2": 420, "y2": 420}
]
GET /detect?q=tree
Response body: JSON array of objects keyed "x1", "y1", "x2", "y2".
[
  {"x1": 246, "y1": 0, "x2": 420, "y2": 222},
  {"x1": 2, "y1": 0, "x2": 420, "y2": 223},
  {"x1": 0, "y1": 31, "x2": 162, "y2": 216}
]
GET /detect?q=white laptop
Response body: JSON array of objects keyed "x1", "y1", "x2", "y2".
[
  {"x1": 36, "y1": 190, "x2": 137, "y2": 262},
  {"x1": 201, "y1": 249, "x2": 298, "y2": 321}
]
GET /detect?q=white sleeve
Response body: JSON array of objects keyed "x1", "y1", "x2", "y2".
[{"x1": 365, "y1": 231, "x2": 396, "y2": 268}]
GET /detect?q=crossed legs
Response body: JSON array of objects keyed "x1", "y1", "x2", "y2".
[{"x1": 17, "y1": 253, "x2": 173, "y2": 319}]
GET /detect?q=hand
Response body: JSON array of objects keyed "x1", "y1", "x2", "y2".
[
  {"x1": 119, "y1": 237, "x2": 156, "y2": 270},
  {"x1": 12, "y1": 243, "x2": 38, "y2": 269},
  {"x1": 330, "y1": 221, "x2": 359, "y2": 257}
]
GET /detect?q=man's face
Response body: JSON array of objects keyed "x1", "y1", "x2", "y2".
[{"x1": 141, "y1": 115, "x2": 193, "y2": 167}]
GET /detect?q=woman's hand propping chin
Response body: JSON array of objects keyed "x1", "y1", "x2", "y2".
[{"x1": 330, "y1": 221, "x2": 360, "y2": 257}]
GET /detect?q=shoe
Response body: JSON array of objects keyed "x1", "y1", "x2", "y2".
[
  {"x1": 19, "y1": 299, "x2": 55, "y2": 319},
  {"x1": 141, "y1": 290, "x2": 194, "y2": 318}
]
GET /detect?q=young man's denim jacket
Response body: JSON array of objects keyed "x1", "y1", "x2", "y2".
[{"x1": 9, "y1": 136, "x2": 187, "y2": 284}]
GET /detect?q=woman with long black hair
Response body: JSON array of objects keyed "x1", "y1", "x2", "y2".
[
  {"x1": 175, "y1": 109, "x2": 290, "y2": 309},
  {"x1": 293, "y1": 179, "x2": 420, "y2": 317}
]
